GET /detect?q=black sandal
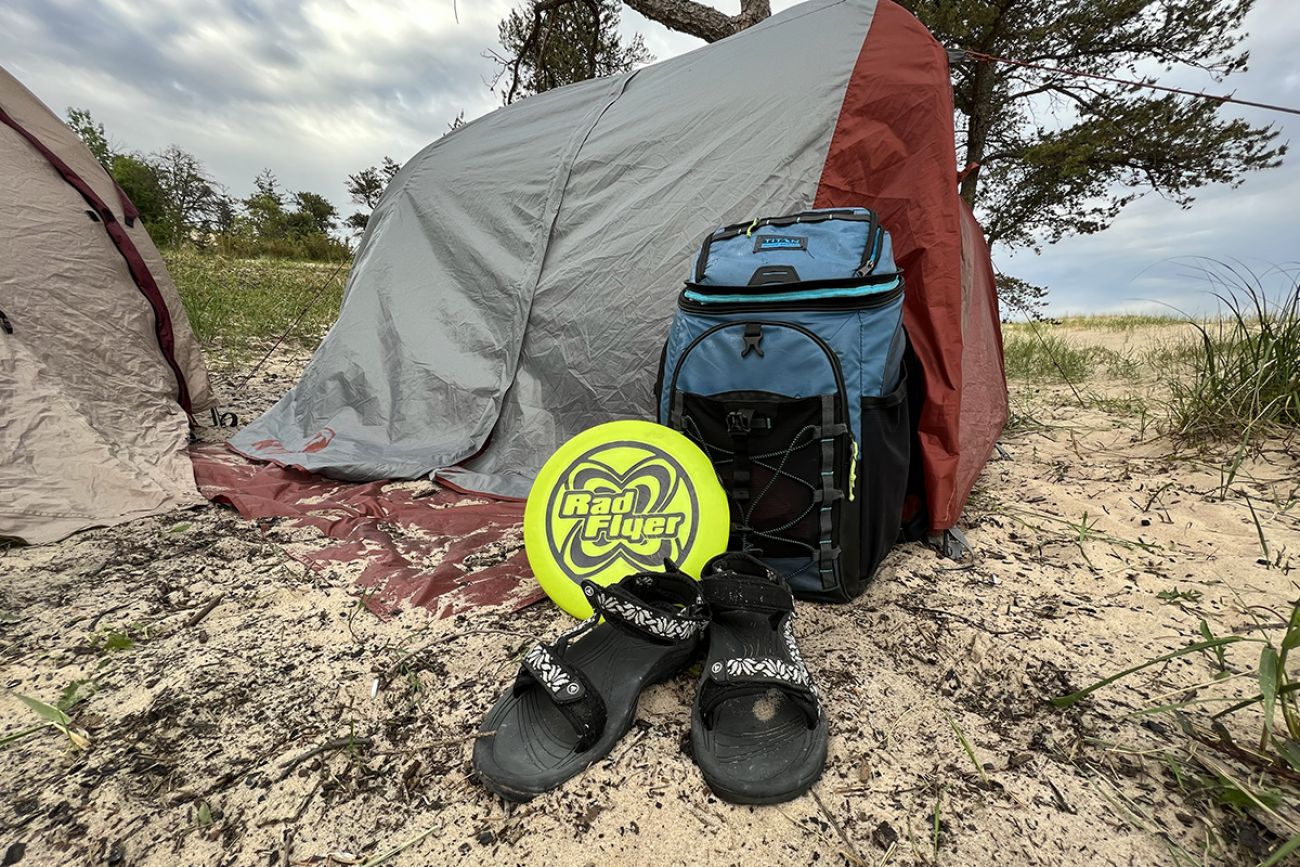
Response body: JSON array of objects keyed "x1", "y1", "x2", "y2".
[
  {"x1": 690, "y1": 552, "x2": 827, "y2": 804},
  {"x1": 474, "y1": 562, "x2": 708, "y2": 801}
]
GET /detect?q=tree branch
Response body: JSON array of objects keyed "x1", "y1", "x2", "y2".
[{"x1": 624, "y1": 0, "x2": 756, "y2": 42}]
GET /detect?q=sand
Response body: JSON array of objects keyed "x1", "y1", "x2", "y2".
[{"x1": 1, "y1": 324, "x2": 1297, "y2": 866}]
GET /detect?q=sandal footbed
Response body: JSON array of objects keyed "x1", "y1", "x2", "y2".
[
  {"x1": 475, "y1": 624, "x2": 693, "y2": 801},
  {"x1": 691, "y1": 609, "x2": 827, "y2": 804}
]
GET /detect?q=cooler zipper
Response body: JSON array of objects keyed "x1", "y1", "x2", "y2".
[
  {"x1": 858, "y1": 226, "x2": 885, "y2": 276},
  {"x1": 857, "y1": 210, "x2": 881, "y2": 274},
  {"x1": 677, "y1": 283, "x2": 903, "y2": 315},
  {"x1": 686, "y1": 271, "x2": 899, "y2": 295}
]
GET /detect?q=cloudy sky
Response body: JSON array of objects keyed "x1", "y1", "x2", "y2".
[{"x1": 3, "y1": 0, "x2": 1296, "y2": 315}]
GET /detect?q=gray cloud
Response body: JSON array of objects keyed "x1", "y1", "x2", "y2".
[
  {"x1": 3, "y1": 0, "x2": 1295, "y2": 315},
  {"x1": 1, "y1": 0, "x2": 515, "y2": 212}
]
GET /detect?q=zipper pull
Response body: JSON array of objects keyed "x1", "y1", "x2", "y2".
[{"x1": 848, "y1": 439, "x2": 859, "y2": 501}]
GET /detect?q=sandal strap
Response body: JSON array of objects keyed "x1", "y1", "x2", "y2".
[
  {"x1": 699, "y1": 659, "x2": 819, "y2": 729},
  {"x1": 698, "y1": 619, "x2": 820, "y2": 729},
  {"x1": 712, "y1": 654, "x2": 812, "y2": 687},
  {"x1": 582, "y1": 573, "x2": 708, "y2": 644},
  {"x1": 512, "y1": 643, "x2": 607, "y2": 751},
  {"x1": 702, "y1": 575, "x2": 793, "y2": 617},
  {"x1": 700, "y1": 551, "x2": 793, "y2": 618}
]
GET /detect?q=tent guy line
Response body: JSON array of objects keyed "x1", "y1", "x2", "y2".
[
  {"x1": 953, "y1": 48, "x2": 1300, "y2": 118},
  {"x1": 229, "y1": 257, "x2": 348, "y2": 395}
]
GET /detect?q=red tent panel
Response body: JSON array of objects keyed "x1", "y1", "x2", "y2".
[
  {"x1": 955, "y1": 199, "x2": 1008, "y2": 510},
  {"x1": 815, "y1": 0, "x2": 1006, "y2": 532}
]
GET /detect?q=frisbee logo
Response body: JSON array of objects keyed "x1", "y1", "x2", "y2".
[
  {"x1": 545, "y1": 443, "x2": 700, "y2": 580},
  {"x1": 558, "y1": 490, "x2": 687, "y2": 544},
  {"x1": 525, "y1": 420, "x2": 726, "y2": 618}
]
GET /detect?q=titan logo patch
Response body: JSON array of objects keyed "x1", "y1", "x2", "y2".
[
  {"x1": 544, "y1": 441, "x2": 699, "y2": 581},
  {"x1": 754, "y1": 234, "x2": 808, "y2": 252}
]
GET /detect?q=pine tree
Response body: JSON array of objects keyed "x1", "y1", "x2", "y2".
[{"x1": 494, "y1": 0, "x2": 653, "y2": 103}]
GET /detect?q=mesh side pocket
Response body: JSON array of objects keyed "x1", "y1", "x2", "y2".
[{"x1": 856, "y1": 376, "x2": 910, "y2": 584}]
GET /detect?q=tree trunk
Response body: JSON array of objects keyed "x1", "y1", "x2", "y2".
[
  {"x1": 959, "y1": 61, "x2": 996, "y2": 206},
  {"x1": 735, "y1": 0, "x2": 773, "y2": 31},
  {"x1": 954, "y1": 0, "x2": 1016, "y2": 208}
]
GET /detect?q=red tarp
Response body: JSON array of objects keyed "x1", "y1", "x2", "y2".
[{"x1": 190, "y1": 444, "x2": 541, "y2": 617}]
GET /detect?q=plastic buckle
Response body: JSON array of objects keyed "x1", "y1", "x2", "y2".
[{"x1": 726, "y1": 410, "x2": 753, "y2": 435}]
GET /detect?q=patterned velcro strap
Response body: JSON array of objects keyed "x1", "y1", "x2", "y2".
[
  {"x1": 512, "y1": 644, "x2": 607, "y2": 751},
  {"x1": 709, "y1": 655, "x2": 811, "y2": 688},
  {"x1": 582, "y1": 576, "x2": 708, "y2": 645},
  {"x1": 517, "y1": 645, "x2": 587, "y2": 700}
]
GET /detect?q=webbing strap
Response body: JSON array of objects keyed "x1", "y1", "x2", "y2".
[
  {"x1": 818, "y1": 395, "x2": 839, "y2": 586},
  {"x1": 702, "y1": 575, "x2": 793, "y2": 617},
  {"x1": 583, "y1": 576, "x2": 708, "y2": 645},
  {"x1": 730, "y1": 417, "x2": 752, "y2": 546}
]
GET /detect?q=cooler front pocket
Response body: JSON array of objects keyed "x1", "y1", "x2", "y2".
[{"x1": 675, "y1": 390, "x2": 852, "y2": 593}]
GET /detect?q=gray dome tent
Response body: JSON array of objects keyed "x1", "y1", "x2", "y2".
[{"x1": 234, "y1": 0, "x2": 1007, "y2": 535}]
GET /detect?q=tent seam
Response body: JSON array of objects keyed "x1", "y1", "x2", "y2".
[
  {"x1": 467, "y1": 71, "x2": 643, "y2": 466},
  {"x1": 0, "y1": 106, "x2": 193, "y2": 415},
  {"x1": 512, "y1": 71, "x2": 641, "y2": 359}
]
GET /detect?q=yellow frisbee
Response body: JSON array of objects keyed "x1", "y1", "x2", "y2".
[{"x1": 524, "y1": 420, "x2": 729, "y2": 618}]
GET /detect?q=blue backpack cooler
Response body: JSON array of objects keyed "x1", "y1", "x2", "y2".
[{"x1": 657, "y1": 208, "x2": 910, "y2": 602}]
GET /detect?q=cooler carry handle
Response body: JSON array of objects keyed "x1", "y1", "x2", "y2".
[{"x1": 693, "y1": 209, "x2": 881, "y2": 283}]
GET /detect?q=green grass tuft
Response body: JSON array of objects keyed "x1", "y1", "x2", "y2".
[
  {"x1": 165, "y1": 250, "x2": 348, "y2": 360},
  {"x1": 1002, "y1": 332, "x2": 1096, "y2": 382},
  {"x1": 1002, "y1": 330, "x2": 1147, "y2": 384},
  {"x1": 1049, "y1": 313, "x2": 1183, "y2": 331},
  {"x1": 1164, "y1": 267, "x2": 1300, "y2": 446},
  {"x1": 1055, "y1": 602, "x2": 1300, "y2": 864}
]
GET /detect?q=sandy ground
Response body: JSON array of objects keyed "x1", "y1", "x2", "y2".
[{"x1": 2, "y1": 325, "x2": 1298, "y2": 867}]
